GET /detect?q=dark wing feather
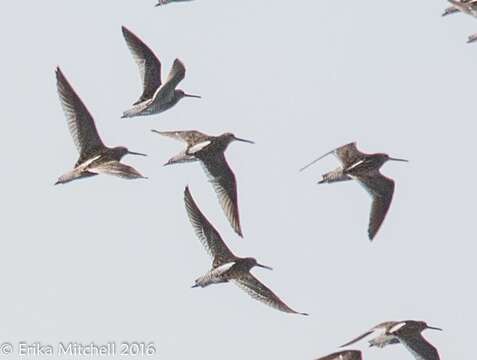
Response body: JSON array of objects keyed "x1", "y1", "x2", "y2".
[
  {"x1": 199, "y1": 153, "x2": 242, "y2": 237},
  {"x1": 153, "y1": 59, "x2": 186, "y2": 103},
  {"x1": 122, "y1": 26, "x2": 162, "y2": 105},
  {"x1": 184, "y1": 187, "x2": 237, "y2": 267},
  {"x1": 397, "y1": 333, "x2": 440, "y2": 360},
  {"x1": 356, "y1": 171, "x2": 395, "y2": 240},
  {"x1": 334, "y1": 142, "x2": 367, "y2": 168},
  {"x1": 315, "y1": 350, "x2": 362, "y2": 360},
  {"x1": 232, "y1": 273, "x2": 307, "y2": 315},
  {"x1": 55, "y1": 67, "x2": 105, "y2": 164}
]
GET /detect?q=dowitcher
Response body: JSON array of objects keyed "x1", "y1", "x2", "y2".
[
  {"x1": 153, "y1": 130, "x2": 253, "y2": 237},
  {"x1": 314, "y1": 350, "x2": 362, "y2": 360},
  {"x1": 54, "y1": 67, "x2": 147, "y2": 185},
  {"x1": 184, "y1": 186, "x2": 308, "y2": 315},
  {"x1": 340, "y1": 320, "x2": 442, "y2": 360},
  {"x1": 300, "y1": 142, "x2": 407, "y2": 240},
  {"x1": 121, "y1": 26, "x2": 200, "y2": 119},
  {"x1": 155, "y1": 0, "x2": 195, "y2": 6},
  {"x1": 442, "y1": 0, "x2": 475, "y2": 16}
]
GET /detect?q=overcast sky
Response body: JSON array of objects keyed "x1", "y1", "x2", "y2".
[{"x1": 0, "y1": 1, "x2": 475, "y2": 359}]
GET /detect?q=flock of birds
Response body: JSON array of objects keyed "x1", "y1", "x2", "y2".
[
  {"x1": 443, "y1": 0, "x2": 477, "y2": 42},
  {"x1": 51, "y1": 2, "x2": 448, "y2": 360}
]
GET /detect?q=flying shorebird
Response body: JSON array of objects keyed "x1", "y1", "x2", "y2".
[
  {"x1": 120, "y1": 26, "x2": 200, "y2": 118},
  {"x1": 153, "y1": 130, "x2": 253, "y2": 237},
  {"x1": 300, "y1": 142, "x2": 407, "y2": 240},
  {"x1": 314, "y1": 350, "x2": 362, "y2": 360},
  {"x1": 445, "y1": 0, "x2": 477, "y2": 42},
  {"x1": 340, "y1": 320, "x2": 442, "y2": 360},
  {"x1": 54, "y1": 67, "x2": 147, "y2": 185},
  {"x1": 155, "y1": 0, "x2": 195, "y2": 6},
  {"x1": 442, "y1": 0, "x2": 475, "y2": 16},
  {"x1": 184, "y1": 186, "x2": 308, "y2": 315}
]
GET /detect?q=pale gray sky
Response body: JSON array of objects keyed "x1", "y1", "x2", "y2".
[{"x1": 0, "y1": 1, "x2": 474, "y2": 359}]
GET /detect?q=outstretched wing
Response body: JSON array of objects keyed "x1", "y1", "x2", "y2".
[
  {"x1": 300, "y1": 142, "x2": 363, "y2": 172},
  {"x1": 199, "y1": 153, "x2": 243, "y2": 237},
  {"x1": 333, "y1": 142, "x2": 367, "y2": 168},
  {"x1": 340, "y1": 330, "x2": 375, "y2": 348},
  {"x1": 396, "y1": 333, "x2": 440, "y2": 360},
  {"x1": 184, "y1": 186, "x2": 237, "y2": 267},
  {"x1": 356, "y1": 171, "x2": 395, "y2": 240},
  {"x1": 88, "y1": 161, "x2": 146, "y2": 179},
  {"x1": 151, "y1": 129, "x2": 209, "y2": 146},
  {"x1": 315, "y1": 350, "x2": 362, "y2": 360},
  {"x1": 153, "y1": 59, "x2": 186, "y2": 103},
  {"x1": 232, "y1": 273, "x2": 307, "y2": 315},
  {"x1": 55, "y1": 67, "x2": 105, "y2": 164},
  {"x1": 122, "y1": 26, "x2": 162, "y2": 105}
]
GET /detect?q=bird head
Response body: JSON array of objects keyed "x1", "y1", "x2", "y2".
[
  {"x1": 377, "y1": 153, "x2": 408, "y2": 167},
  {"x1": 114, "y1": 146, "x2": 147, "y2": 159},
  {"x1": 243, "y1": 257, "x2": 273, "y2": 271},
  {"x1": 175, "y1": 89, "x2": 201, "y2": 100},
  {"x1": 220, "y1": 133, "x2": 255, "y2": 147}
]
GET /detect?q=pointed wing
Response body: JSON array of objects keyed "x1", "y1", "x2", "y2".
[
  {"x1": 153, "y1": 59, "x2": 186, "y2": 103},
  {"x1": 122, "y1": 26, "x2": 162, "y2": 105},
  {"x1": 184, "y1": 186, "x2": 237, "y2": 267},
  {"x1": 55, "y1": 67, "x2": 105, "y2": 163},
  {"x1": 315, "y1": 350, "x2": 362, "y2": 360},
  {"x1": 151, "y1": 129, "x2": 209, "y2": 146},
  {"x1": 200, "y1": 153, "x2": 243, "y2": 237},
  {"x1": 333, "y1": 142, "x2": 367, "y2": 168},
  {"x1": 396, "y1": 333, "x2": 440, "y2": 360},
  {"x1": 340, "y1": 330, "x2": 375, "y2": 348},
  {"x1": 448, "y1": 0, "x2": 477, "y2": 15},
  {"x1": 356, "y1": 171, "x2": 395, "y2": 240},
  {"x1": 232, "y1": 273, "x2": 307, "y2": 315},
  {"x1": 300, "y1": 142, "x2": 362, "y2": 172},
  {"x1": 88, "y1": 161, "x2": 146, "y2": 179}
]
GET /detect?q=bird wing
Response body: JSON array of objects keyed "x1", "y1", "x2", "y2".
[
  {"x1": 315, "y1": 350, "x2": 362, "y2": 360},
  {"x1": 356, "y1": 171, "x2": 395, "y2": 240},
  {"x1": 184, "y1": 186, "x2": 237, "y2": 267},
  {"x1": 88, "y1": 161, "x2": 145, "y2": 179},
  {"x1": 232, "y1": 273, "x2": 307, "y2": 315},
  {"x1": 153, "y1": 58, "x2": 186, "y2": 104},
  {"x1": 448, "y1": 0, "x2": 477, "y2": 15},
  {"x1": 340, "y1": 330, "x2": 375, "y2": 348},
  {"x1": 395, "y1": 333, "x2": 440, "y2": 360},
  {"x1": 333, "y1": 142, "x2": 367, "y2": 168},
  {"x1": 55, "y1": 67, "x2": 106, "y2": 164},
  {"x1": 199, "y1": 153, "x2": 243, "y2": 237},
  {"x1": 151, "y1": 129, "x2": 209, "y2": 146},
  {"x1": 299, "y1": 142, "x2": 362, "y2": 172},
  {"x1": 122, "y1": 26, "x2": 162, "y2": 105}
]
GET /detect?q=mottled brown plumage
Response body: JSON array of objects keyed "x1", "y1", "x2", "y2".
[
  {"x1": 155, "y1": 130, "x2": 254, "y2": 237},
  {"x1": 121, "y1": 26, "x2": 200, "y2": 118},
  {"x1": 300, "y1": 142, "x2": 407, "y2": 240},
  {"x1": 54, "y1": 67, "x2": 146, "y2": 185},
  {"x1": 184, "y1": 187, "x2": 308, "y2": 315},
  {"x1": 340, "y1": 320, "x2": 441, "y2": 360}
]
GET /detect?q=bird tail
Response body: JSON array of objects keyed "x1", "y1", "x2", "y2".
[{"x1": 318, "y1": 168, "x2": 352, "y2": 184}]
